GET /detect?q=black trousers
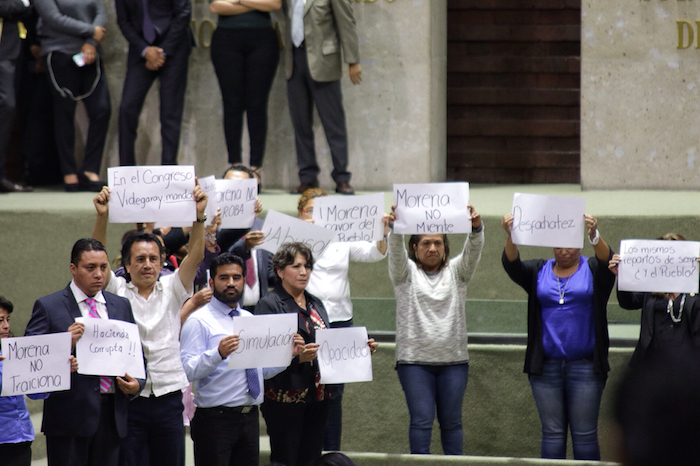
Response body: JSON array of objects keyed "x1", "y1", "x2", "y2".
[
  {"x1": 261, "y1": 398, "x2": 329, "y2": 466},
  {"x1": 190, "y1": 405, "x2": 259, "y2": 466},
  {"x1": 47, "y1": 52, "x2": 111, "y2": 177},
  {"x1": 0, "y1": 58, "x2": 18, "y2": 179},
  {"x1": 0, "y1": 441, "x2": 32, "y2": 466},
  {"x1": 119, "y1": 44, "x2": 190, "y2": 166},
  {"x1": 210, "y1": 27, "x2": 279, "y2": 167},
  {"x1": 287, "y1": 47, "x2": 350, "y2": 184},
  {"x1": 122, "y1": 391, "x2": 185, "y2": 466},
  {"x1": 46, "y1": 394, "x2": 120, "y2": 466}
]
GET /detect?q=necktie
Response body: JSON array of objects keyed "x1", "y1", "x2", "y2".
[
  {"x1": 85, "y1": 297, "x2": 113, "y2": 393},
  {"x1": 229, "y1": 309, "x2": 261, "y2": 399},
  {"x1": 245, "y1": 257, "x2": 256, "y2": 288},
  {"x1": 292, "y1": 0, "x2": 305, "y2": 47},
  {"x1": 141, "y1": 0, "x2": 156, "y2": 44}
]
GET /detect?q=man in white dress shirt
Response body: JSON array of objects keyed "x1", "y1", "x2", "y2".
[
  {"x1": 180, "y1": 253, "x2": 304, "y2": 466},
  {"x1": 91, "y1": 183, "x2": 208, "y2": 466}
]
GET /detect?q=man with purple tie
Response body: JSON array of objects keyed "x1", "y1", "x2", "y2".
[
  {"x1": 115, "y1": 0, "x2": 192, "y2": 166},
  {"x1": 25, "y1": 238, "x2": 143, "y2": 466},
  {"x1": 180, "y1": 253, "x2": 305, "y2": 466}
]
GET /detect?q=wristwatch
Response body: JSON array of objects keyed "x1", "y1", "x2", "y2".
[{"x1": 196, "y1": 213, "x2": 207, "y2": 223}]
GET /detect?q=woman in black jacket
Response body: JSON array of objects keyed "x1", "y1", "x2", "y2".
[
  {"x1": 255, "y1": 242, "x2": 376, "y2": 466},
  {"x1": 609, "y1": 233, "x2": 700, "y2": 367}
]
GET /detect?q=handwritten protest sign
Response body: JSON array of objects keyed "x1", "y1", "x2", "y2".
[
  {"x1": 75, "y1": 318, "x2": 146, "y2": 379},
  {"x1": 215, "y1": 178, "x2": 257, "y2": 229},
  {"x1": 393, "y1": 183, "x2": 471, "y2": 235},
  {"x1": 312, "y1": 193, "x2": 384, "y2": 242},
  {"x1": 256, "y1": 210, "x2": 336, "y2": 256},
  {"x1": 510, "y1": 193, "x2": 585, "y2": 248},
  {"x1": 316, "y1": 327, "x2": 372, "y2": 384},
  {"x1": 618, "y1": 240, "x2": 700, "y2": 293},
  {"x1": 1, "y1": 333, "x2": 72, "y2": 396},
  {"x1": 199, "y1": 175, "x2": 219, "y2": 222},
  {"x1": 228, "y1": 313, "x2": 298, "y2": 369},
  {"x1": 108, "y1": 166, "x2": 196, "y2": 223}
]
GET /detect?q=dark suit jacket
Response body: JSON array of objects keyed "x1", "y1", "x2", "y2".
[
  {"x1": 0, "y1": 0, "x2": 31, "y2": 60},
  {"x1": 229, "y1": 217, "x2": 277, "y2": 300},
  {"x1": 24, "y1": 285, "x2": 144, "y2": 438},
  {"x1": 255, "y1": 284, "x2": 330, "y2": 393},
  {"x1": 114, "y1": 0, "x2": 191, "y2": 60}
]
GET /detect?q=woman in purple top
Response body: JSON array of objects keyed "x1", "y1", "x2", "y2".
[{"x1": 501, "y1": 214, "x2": 616, "y2": 461}]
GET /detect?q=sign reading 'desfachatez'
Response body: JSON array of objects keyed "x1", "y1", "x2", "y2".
[
  {"x1": 1, "y1": 333, "x2": 72, "y2": 396},
  {"x1": 392, "y1": 183, "x2": 471, "y2": 235},
  {"x1": 108, "y1": 166, "x2": 197, "y2": 224},
  {"x1": 510, "y1": 193, "x2": 585, "y2": 249}
]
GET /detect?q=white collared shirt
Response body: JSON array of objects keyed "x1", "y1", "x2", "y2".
[
  {"x1": 70, "y1": 280, "x2": 108, "y2": 319},
  {"x1": 306, "y1": 241, "x2": 386, "y2": 323},
  {"x1": 105, "y1": 269, "x2": 192, "y2": 397}
]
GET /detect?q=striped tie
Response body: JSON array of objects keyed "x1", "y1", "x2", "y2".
[
  {"x1": 230, "y1": 309, "x2": 261, "y2": 399},
  {"x1": 85, "y1": 297, "x2": 113, "y2": 393}
]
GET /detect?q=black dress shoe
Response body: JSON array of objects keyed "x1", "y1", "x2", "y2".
[
  {"x1": 0, "y1": 178, "x2": 33, "y2": 193},
  {"x1": 290, "y1": 181, "x2": 319, "y2": 194},
  {"x1": 335, "y1": 181, "x2": 355, "y2": 195},
  {"x1": 78, "y1": 173, "x2": 106, "y2": 192},
  {"x1": 64, "y1": 183, "x2": 80, "y2": 192}
]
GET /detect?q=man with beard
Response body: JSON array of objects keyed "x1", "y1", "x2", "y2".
[{"x1": 180, "y1": 253, "x2": 305, "y2": 466}]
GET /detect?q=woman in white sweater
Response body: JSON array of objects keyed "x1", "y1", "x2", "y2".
[{"x1": 386, "y1": 204, "x2": 484, "y2": 455}]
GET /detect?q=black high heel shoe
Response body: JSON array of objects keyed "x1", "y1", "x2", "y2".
[{"x1": 78, "y1": 173, "x2": 106, "y2": 192}]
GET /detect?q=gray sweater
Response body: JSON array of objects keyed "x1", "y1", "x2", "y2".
[
  {"x1": 388, "y1": 228, "x2": 484, "y2": 365},
  {"x1": 34, "y1": 0, "x2": 105, "y2": 55}
]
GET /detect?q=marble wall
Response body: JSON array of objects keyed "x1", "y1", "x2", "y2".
[
  {"x1": 89, "y1": 0, "x2": 446, "y2": 191},
  {"x1": 582, "y1": 0, "x2": 700, "y2": 189}
]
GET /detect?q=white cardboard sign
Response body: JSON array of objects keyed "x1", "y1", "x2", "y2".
[
  {"x1": 228, "y1": 313, "x2": 298, "y2": 369},
  {"x1": 618, "y1": 240, "x2": 700, "y2": 293},
  {"x1": 393, "y1": 183, "x2": 471, "y2": 235},
  {"x1": 510, "y1": 193, "x2": 585, "y2": 248},
  {"x1": 108, "y1": 166, "x2": 197, "y2": 224},
  {"x1": 214, "y1": 178, "x2": 257, "y2": 229},
  {"x1": 312, "y1": 193, "x2": 384, "y2": 242},
  {"x1": 256, "y1": 210, "x2": 337, "y2": 256},
  {"x1": 199, "y1": 175, "x2": 219, "y2": 222},
  {"x1": 75, "y1": 318, "x2": 146, "y2": 379},
  {"x1": 316, "y1": 327, "x2": 373, "y2": 384},
  {"x1": 1, "y1": 333, "x2": 72, "y2": 396}
]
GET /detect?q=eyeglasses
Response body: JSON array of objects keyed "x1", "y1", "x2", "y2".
[{"x1": 302, "y1": 208, "x2": 314, "y2": 215}]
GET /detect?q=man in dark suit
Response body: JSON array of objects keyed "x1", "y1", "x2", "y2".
[
  {"x1": 282, "y1": 0, "x2": 361, "y2": 195},
  {"x1": 0, "y1": 0, "x2": 33, "y2": 192},
  {"x1": 229, "y1": 218, "x2": 276, "y2": 314},
  {"x1": 25, "y1": 238, "x2": 143, "y2": 466},
  {"x1": 115, "y1": 0, "x2": 192, "y2": 166}
]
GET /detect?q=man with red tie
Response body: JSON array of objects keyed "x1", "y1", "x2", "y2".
[{"x1": 25, "y1": 238, "x2": 143, "y2": 466}]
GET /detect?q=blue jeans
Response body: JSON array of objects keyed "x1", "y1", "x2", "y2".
[
  {"x1": 397, "y1": 363, "x2": 469, "y2": 455},
  {"x1": 528, "y1": 359, "x2": 606, "y2": 460}
]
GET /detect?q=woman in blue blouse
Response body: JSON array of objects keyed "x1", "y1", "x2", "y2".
[
  {"x1": 501, "y1": 214, "x2": 616, "y2": 461},
  {"x1": 0, "y1": 296, "x2": 76, "y2": 466}
]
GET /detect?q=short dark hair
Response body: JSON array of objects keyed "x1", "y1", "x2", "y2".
[
  {"x1": 71, "y1": 238, "x2": 107, "y2": 265},
  {"x1": 272, "y1": 242, "x2": 314, "y2": 273},
  {"x1": 407, "y1": 234, "x2": 450, "y2": 270},
  {"x1": 0, "y1": 295, "x2": 14, "y2": 314},
  {"x1": 210, "y1": 252, "x2": 246, "y2": 279},
  {"x1": 121, "y1": 232, "x2": 164, "y2": 268},
  {"x1": 222, "y1": 164, "x2": 255, "y2": 179}
]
